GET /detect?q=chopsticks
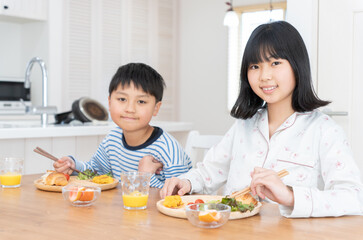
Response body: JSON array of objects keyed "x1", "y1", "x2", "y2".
[
  {"x1": 33, "y1": 146, "x2": 80, "y2": 173},
  {"x1": 229, "y1": 169, "x2": 289, "y2": 199}
]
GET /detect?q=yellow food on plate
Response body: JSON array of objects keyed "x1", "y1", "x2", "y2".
[
  {"x1": 163, "y1": 195, "x2": 183, "y2": 208},
  {"x1": 198, "y1": 210, "x2": 221, "y2": 223},
  {"x1": 92, "y1": 175, "x2": 114, "y2": 184}
]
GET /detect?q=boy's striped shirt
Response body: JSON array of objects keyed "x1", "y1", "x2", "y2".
[{"x1": 73, "y1": 127, "x2": 192, "y2": 188}]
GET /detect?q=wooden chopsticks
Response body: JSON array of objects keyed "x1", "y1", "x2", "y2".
[
  {"x1": 33, "y1": 146, "x2": 80, "y2": 173},
  {"x1": 229, "y1": 169, "x2": 289, "y2": 199}
]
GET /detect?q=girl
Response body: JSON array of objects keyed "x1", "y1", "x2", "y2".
[{"x1": 160, "y1": 21, "x2": 363, "y2": 218}]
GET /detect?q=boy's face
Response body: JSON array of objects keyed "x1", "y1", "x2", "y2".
[{"x1": 108, "y1": 82, "x2": 161, "y2": 133}]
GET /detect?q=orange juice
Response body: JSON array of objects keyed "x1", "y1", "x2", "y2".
[
  {"x1": 123, "y1": 191, "x2": 149, "y2": 208},
  {"x1": 0, "y1": 172, "x2": 22, "y2": 186}
]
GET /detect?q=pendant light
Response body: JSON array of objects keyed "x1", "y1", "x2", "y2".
[{"x1": 223, "y1": 0, "x2": 239, "y2": 27}]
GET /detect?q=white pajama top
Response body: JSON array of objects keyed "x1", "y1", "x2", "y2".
[{"x1": 179, "y1": 109, "x2": 363, "y2": 218}]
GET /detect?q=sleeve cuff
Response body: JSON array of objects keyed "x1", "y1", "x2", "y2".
[
  {"x1": 69, "y1": 156, "x2": 84, "y2": 175},
  {"x1": 280, "y1": 186, "x2": 313, "y2": 218},
  {"x1": 178, "y1": 169, "x2": 204, "y2": 194}
]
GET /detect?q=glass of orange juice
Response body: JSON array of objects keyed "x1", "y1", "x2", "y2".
[
  {"x1": 121, "y1": 171, "x2": 151, "y2": 210},
  {"x1": 0, "y1": 157, "x2": 24, "y2": 188}
]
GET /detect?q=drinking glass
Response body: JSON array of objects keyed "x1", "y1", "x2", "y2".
[
  {"x1": 0, "y1": 157, "x2": 24, "y2": 188},
  {"x1": 121, "y1": 171, "x2": 151, "y2": 210}
]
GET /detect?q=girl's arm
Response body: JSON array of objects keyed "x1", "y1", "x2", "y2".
[
  {"x1": 177, "y1": 121, "x2": 237, "y2": 194},
  {"x1": 281, "y1": 124, "x2": 363, "y2": 217}
]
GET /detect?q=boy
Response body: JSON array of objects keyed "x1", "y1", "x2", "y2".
[{"x1": 54, "y1": 63, "x2": 192, "y2": 188}]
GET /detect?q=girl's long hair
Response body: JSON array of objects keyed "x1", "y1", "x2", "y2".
[{"x1": 231, "y1": 21, "x2": 330, "y2": 119}]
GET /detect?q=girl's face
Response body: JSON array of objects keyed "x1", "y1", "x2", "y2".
[
  {"x1": 247, "y1": 57, "x2": 296, "y2": 109},
  {"x1": 108, "y1": 82, "x2": 161, "y2": 133}
]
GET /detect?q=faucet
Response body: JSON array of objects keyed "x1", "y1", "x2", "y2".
[{"x1": 24, "y1": 57, "x2": 57, "y2": 127}]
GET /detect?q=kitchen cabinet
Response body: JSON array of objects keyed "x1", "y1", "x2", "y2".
[
  {"x1": 0, "y1": 0, "x2": 47, "y2": 21},
  {"x1": 317, "y1": 0, "x2": 363, "y2": 173},
  {"x1": 287, "y1": 0, "x2": 363, "y2": 173}
]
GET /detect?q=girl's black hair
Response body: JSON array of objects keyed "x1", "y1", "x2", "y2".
[
  {"x1": 231, "y1": 21, "x2": 330, "y2": 119},
  {"x1": 109, "y1": 63, "x2": 166, "y2": 102}
]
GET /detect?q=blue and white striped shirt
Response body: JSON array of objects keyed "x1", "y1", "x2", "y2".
[{"x1": 73, "y1": 126, "x2": 192, "y2": 188}]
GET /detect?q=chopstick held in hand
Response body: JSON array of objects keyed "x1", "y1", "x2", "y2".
[
  {"x1": 230, "y1": 169, "x2": 289, "y2": 199},
  {"x1": 33, "y1": 146, "x2": 80, "y2": 173}
]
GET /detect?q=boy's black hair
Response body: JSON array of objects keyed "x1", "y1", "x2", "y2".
[
  {"x1": 231, "y1": 21, "x2": 330, "y2": 119},
  {"x1": 109, "y1": 63, "x2": 166, "y2": 102}
]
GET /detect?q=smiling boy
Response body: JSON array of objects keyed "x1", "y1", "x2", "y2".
[{"x1": 54, "y1": 63, "x2": 192, "y2": 188}]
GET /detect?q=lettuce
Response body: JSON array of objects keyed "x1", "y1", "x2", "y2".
[
  {"x1": 221, "y1": 197, "x2": 255, "y2": 212},
  {"x1": 77, "y1": 169, "x2": 113, "y2": 180}
]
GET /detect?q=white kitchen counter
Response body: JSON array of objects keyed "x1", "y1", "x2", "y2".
[
  {"x1": 0, "y1": 120, "x2": 193, "y2": 139},
  {"x1": 0, "y1": 120, "x2": 193, "y2": 174}
]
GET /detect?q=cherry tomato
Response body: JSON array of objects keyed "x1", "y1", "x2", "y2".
[
  {"x1": 63, "y1": 173, "x2": 70, "y2": 181},
  {"x1": 194, "y1": 199, "x2": 204, "y2": 204},
  {"x1": 187, "y1": 202, "x2": 194, "y2": 205},
  {"x1": 189, "y1": 204, "x2": 197, "y2": 210}
]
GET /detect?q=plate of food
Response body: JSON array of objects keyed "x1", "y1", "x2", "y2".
[
  {"x1": 156, "y1": 193, "x2": 262, "y2": 220},
  {"x1": 34, "y1": 170, "x2": 119, "y2": 192}
]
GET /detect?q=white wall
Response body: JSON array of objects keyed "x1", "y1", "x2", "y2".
[
  {"x1": 177, "y1": 0, "x2": 273, "y2": 135},
  {"x1": 177, "y1": 0, "x2": 233, "y2": 135},
  {"x1": 285, "y1": 0, "x2": 318, "y2": 89}
]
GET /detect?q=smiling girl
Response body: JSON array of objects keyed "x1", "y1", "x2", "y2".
[{"x1": 161, "y1": 21, "x2": 363, "y2": 218}]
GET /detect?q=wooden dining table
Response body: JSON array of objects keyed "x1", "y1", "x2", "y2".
[{"x1": 1, "y1": 174, "x2": 362, "y2": 240}]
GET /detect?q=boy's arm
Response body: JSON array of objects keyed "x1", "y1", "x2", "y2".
[
  {"x1": 138, "y1": 155, "x2": 163, "y2": 174},
  {"x1": 159, "y1": 142, "x2": 192, "y2": 180},
  {"x1": 138, "y1": 155, "x2": 165, "y2": 189},
  {"x1": 73, "y1": 138, "x2": 111, "y2": 175}
]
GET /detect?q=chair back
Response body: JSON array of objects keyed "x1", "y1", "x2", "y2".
[{"x1": 185, "y1": 130, "x2": 223, "y2": 167}]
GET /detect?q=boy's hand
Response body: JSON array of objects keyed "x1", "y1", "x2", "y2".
[
  {"x1": 138, "y1": 155, "x2": 163, "y2": 174},
  {"x1": 53, "y1": 156, "x2": 75, "y2": 175},
  {"x1": 250, "y1": 167, "x2": 294, "y2": 207}
]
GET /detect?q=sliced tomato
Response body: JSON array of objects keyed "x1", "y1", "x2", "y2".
[
  {"x1": 194, "y1": 199, "x2": 204, "y2": 204},
  {"x1": 63, "y1": 173, "x2": 70, "y2": 181},
  {"x1": 187, "y1": 202, "x2": 194, "y2": 205}
]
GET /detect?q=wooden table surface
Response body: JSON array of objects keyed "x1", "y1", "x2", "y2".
[{"x1": 1, "y1": 174, "x2": 362, "y2": 240}]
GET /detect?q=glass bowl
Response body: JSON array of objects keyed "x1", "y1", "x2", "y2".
[
  {"x1": 185, "y1": 203, "x2": 231, "y2": 228},
  {"x1": 62, "y1": 185, "x2": 101, "y2": 207}
]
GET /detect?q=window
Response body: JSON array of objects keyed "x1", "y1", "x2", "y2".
[{"x1": 227, "y1": 2, "x2": 286, "y2": 110}]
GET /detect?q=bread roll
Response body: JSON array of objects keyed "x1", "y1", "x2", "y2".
[
  {"x1": 235, "y1": 193, "x2": 258, "y2": 206},
  {"x1": 44, "y1": 172, "x2": 68, "y2": 186}
]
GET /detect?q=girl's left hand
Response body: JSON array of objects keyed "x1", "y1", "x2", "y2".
[{"x1": 250, "y1": 167, "x2": 294, "y2": 207}]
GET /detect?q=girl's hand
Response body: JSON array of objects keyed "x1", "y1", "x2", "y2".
[
  {"x1": 138, "y1": 155, "x2": 163, "y2": 174},
  {"x1": 160, "y1": 177, "x2": 191, "y2": 199},
  {"x1": 53, "y1": 156, "x2": 75, "y2": 175},
  {"x1": 250, "y1": 167, "x2": 294, "y2": 207}
]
